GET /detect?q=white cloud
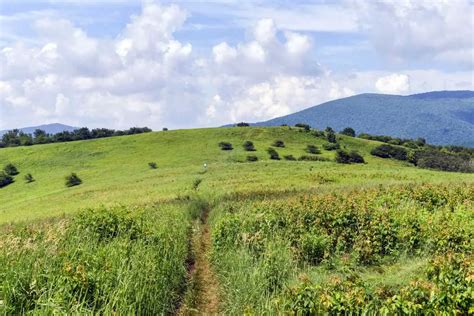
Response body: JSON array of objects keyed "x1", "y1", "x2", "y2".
[
  {"x1": 375, "y1": 74, "x2": 410, "y2": 94},
  {"x1": 352, "y1": 0, "x2": 474, "y2": 67}
]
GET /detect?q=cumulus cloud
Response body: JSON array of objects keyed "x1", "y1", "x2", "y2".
[
  {"x1": 352, "y1": 0, "x2": 474, "y2": 67},
  {"x1": 375, "y1": 74, "x2": 410, "y2": 94}
]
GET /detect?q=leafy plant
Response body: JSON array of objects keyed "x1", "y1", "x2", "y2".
[
  {"x1": 4, "y1": 163, "x2": 19, "y2": 176},
  {"x1": 65, "y1": 173, "x2": 82, "y2": 187},
  {"x1": 267, "y1": 148, "x2": 281, "y2": 160},
  {"x1": 306, "y1": 145, "x2": 321, "y2": 154},
  {"x1": 284, "y1": 155, "x2": 296, "y2": 161},
  {"x1": 0, "y1": 171, "x2": 14, "y2": 188},
  {"x1": 243, "y1": 141, "x2": 256, "y2": 151},
  {"x1": 247, "y1": 155, "x2": 258, "y2": 162},
  {"x1": 322, "y1": 142, "x2": 340, "y2": 151},
  {"x1": 148, "y1": 162, "x2": 158, "y2": 169},
  {"x1": 272, "y1": 140, "x2": 285, "y2": 148},
  {"x1": 24, "y1": 173, "x2": 35, "y2": 183},
  {"x1": 219, "y1": 142, "x2": 233, "y2": 150}
]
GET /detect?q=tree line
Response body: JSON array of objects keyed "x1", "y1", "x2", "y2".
[{"x1": 0, "y1": 127, "x2": 152, "y2": 148}]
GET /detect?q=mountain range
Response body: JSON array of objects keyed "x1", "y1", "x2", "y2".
[
  {"x1": 0, "y1": 123, "x2": 77, "y2": 137},
  {"x1": 253, "y1": 90, "x2": 474, "y2": 147}
]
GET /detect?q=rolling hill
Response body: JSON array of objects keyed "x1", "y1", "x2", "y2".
[
  {"x1": 253, "y1": 91, "x2": 474, "y2": 147},
  {"x1": 0, "y1": 123, "x2": 77, "y2": 137},
  {"x1": 1, "y1": 127, "x2": 473, "y2": 314}
]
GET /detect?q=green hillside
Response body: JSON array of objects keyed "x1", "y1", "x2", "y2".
[
  {"x1": 0, "y1": 126, "x2": 473, "y2": 314},
  {"x1": 0, "y1": 126, "x2": 470, "y2": 223}
]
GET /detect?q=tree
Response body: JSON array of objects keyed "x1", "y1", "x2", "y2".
[
  {"x1": 24, "y1": 173, "x2": 35, "y2": 183},
  {"x1": 272, "y1": 140, "x2": 285, "y2": 148},
  {"x1": 340, "y1": 127, "x2": 356, "y2": 137},
  {"x1": 295, "y1": 123, "x2": 311, "y2": 132},
  {"x1": 0, "y1": 171, "x2": 13, "y2": 188},
  {"x1": 65, "y1": 173, "x2": 82, "y2": 187},
  {"x1": 33, "y1": 129, "x2": 49, "y2": 144},
  {"x1": 335, "y1": 150, "x2": 351, "y2": 164},
  {"x1": 243, "y1": 141, "x2": 256, "y2": 151},
  {"x1": 219, "y1": 142, "x2": 233, "y2": 150},
  {"x1": 4, "y1": 163, "x2": 19, "y2": 176},
  {"x1": 148, "y1": 162, "x2": 158, "y2": 169},
  {"x1": 236, "y1": 122, "x2": 250, "y2": 127},
  {"x1": 348, "y1": 151, "x2": 365, "y2": 163},
  {"x1": 306, "y1": 145, "x2": 321, "y2": 154},
  {"x1": 325, "y1": 127, "x2": 337, "y2": 143},
  {"x1": 267, "y1": 148, "x2": 280, "y2": 160}
]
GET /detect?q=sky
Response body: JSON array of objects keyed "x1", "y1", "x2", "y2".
[{"x1": 0, "y1": 0, "x2": 473, "y2": 130}]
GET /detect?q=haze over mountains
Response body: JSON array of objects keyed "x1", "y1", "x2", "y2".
[{"x1": 253, "y1": 91, "x2": 474, "y2": 147}]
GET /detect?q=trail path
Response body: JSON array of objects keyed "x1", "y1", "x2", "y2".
[{"x1": 178, "y1": 204, "x2": 220, "y2": 315}]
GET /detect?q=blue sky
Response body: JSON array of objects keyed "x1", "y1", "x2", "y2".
[{"x1": 1, "y1": 0, "x2": 473, "y2": 130}]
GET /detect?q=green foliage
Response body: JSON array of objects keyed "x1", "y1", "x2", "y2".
[
  {"x1": 148, "y1": 162, "x2": 158, "y2": 169},
  {"x1": 283, "y1": 155, "x2": 296, "y2": 161},
  {"x1": 267, "y1": 148, "x2": 280, "y2": 160},
  {"x1": 349, "y1": 151, "x2": 365, "y2": 163},
  {"x1": 0, "y1": 171, "x2": 14, "y2": 188},
  {"x1": 412, "y1": 150, "x2": 472, "y2": 173},
  {"x1": 298, "y1": 233, "x2": 329, "y2": 264},
  {"x1": 236, "y1": 122, "x2": 250, "y2": 127},
  {"x1": 65, "y1": 173, "x2": 82, "y2": 187},
  {"x1": 192, "y1": 178, "x2": 202, "y2": 190},
  {"x1": 326, "y1": 129, "x2": 337, "y2": 143},
  {"x1": 272, "y1": 140, "x2": 285, "y2": 148},
  {"x1": 311, "y1": 130, "x2": 325, "y2": 138},
  {"x1": 305, "y1": 145, "x2": 321, "y2": 154},
  {"x1": 24, "y1": 173, "x2": 34, "y2": 183},
  {"x1": 322, "y1": 142, "x2": 340, "y2": 151},
  {"x1": 340, "y1": 127, "x2": 356, "y2": 137},
  {"x1": 4, "y1": 163, "x2": 19, "y2": 176},
  {"x1": 371, "y1": 144, "x2": 408, "y2": 160},
  {"x1": 246, "y1": 155, "x2": 258, "y2": 162},
  {"x1": 294, "y1": 123, "x2": 310, "y2": 131},
  {"x1": 298, "y1": 155, "x2": 330, "y2": 162},
  {"x1": 335, "y1": 150, "x2": 351, "y2": 164},
  {"x1": 0, "y1": 204, "x2": 191, "y2": 314},
  {"x1": 218, "y1": 142, "x2": 233, "y2": 150},
  {"x1": 243, "y1": 140, "x2": 256, "y2": 151}
]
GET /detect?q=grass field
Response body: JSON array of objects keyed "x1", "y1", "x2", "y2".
[{"x1": 0, "y1": 126, "x2": 472, "y2": 313}]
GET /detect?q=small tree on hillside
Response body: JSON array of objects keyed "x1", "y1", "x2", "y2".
[
  {"x1": 243, "y1": 141, "x2": 256, "y2": 151},
  {"x1": 4, "y1": 163, "x2": 19, "y2": 176},
  {"x1": 24, "y1": 173, "x2": 35, "y2": 183},
  {"x1": 267, "y1": 148, "x2": 281, "y2": 160},
  {"x1": 0, "y1": 171, "x2": 13, "y2": 188},
  {"x1": 272, "y1": 140, "x2": 285, "y2": 148},
  {"x1": 148, "y1": 162, "x2": 158, "y2": 169},
  {"x1": 65, "y1": 173, "x2": 82, "y2": 187},
  {"x1": 218, "y1": 142, "x2": 233, "y2": 150},
  {"x1": 340, "y1": 127, "x2": 356, "y2": 137}
]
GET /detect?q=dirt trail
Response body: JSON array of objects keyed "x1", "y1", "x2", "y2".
[{"x1": 178, "y1": 205, "x2": 220, "y2": 315}]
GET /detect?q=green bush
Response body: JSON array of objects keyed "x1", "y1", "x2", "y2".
[
  {"x1": 323, "y1": 142, "x2": 340, "y2": 151},
  {"x1": 243, "y1": 141, "x2": 256, "y2": 151},
  {"x1": 306, "y1": 145, "x2": 321, "y2": 154},
  {"x1": 311, "y1": 130, "x2": 325, "y2": 138},
  {"x1": 148, "y1": 162, "x2": 158, "y2": 169},
  {"x1": 349, "y1": 151, "x2": 365, "y2": 163},
  {"x1": 295, "y1": 123, "x2": 310, "y2": 131},
  {"x1": 3, "y1": 163, "x2": 19, "y2": 176},
  {"x1": 371, "y1": 144, "x2": 407, "y2": 160},
  {"x1": 247, "y1": 155, "x2": 258, "y2": 162},
  {"x1": 335, "y1": 150, "x2": 351, "y2": 163},
  {"x1": 284, "y1": 155, "x2": 296, "y2": 161},
  {"x1": 298, "y1": 155, "x2": 330, "y2": 162},
  {"x1": 298, "y1": 233, "x2": 329, "y2": 264},
  {"x1": 340, "y1": 127, "x2": 356, "y2": 137},
  {"x1": 267, "y1": 148, "x2": 281, "y2": 160},
  {"x1": 0, "y1": 171, "x2": 14, "y2": 188},
  {"x1": 272, "y1": 140, "x2": 285, "y2": 148},
  {"x1": 219, "y1": 142, "x2": 233, "y2": 150},
  {"x1": 24, "y1": 173, "x2": 34, "y2": 183},
  {"x1": 65, "y1": 173, "x2": 82, "y2": 187}
]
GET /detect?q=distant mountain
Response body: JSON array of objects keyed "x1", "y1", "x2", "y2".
[
  {"x1": 0, "y1": 123, "x2": 78, "y2": 137},
  {"x1": 252, "y1": 90, "x2": 474, "y2": 147}
]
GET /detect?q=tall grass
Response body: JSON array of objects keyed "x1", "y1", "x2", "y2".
[{"x1": 0, "y1": 203, "x2": 192, "y2": 314}]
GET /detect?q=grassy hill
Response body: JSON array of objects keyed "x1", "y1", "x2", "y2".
[
  {"x1": 0, "y1": 126, "x2": 472, "y2": 314},
  {"x1": 0, "y1": 126, "x2": 469, "y2": 223},
  {"x1": 254, "y1": 91, "x2": 474, "y2": 146}
]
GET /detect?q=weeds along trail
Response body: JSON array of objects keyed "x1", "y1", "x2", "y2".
[{"x1": 178, "y1": 198, "x2": 220, "y2": 315}]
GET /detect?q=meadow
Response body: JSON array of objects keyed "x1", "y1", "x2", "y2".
[{"x1": 0, "y1": 126, "x2": 472, "y2": 313}]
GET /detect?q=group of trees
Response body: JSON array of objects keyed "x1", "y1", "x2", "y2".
[
  {"x1": 0, "y1": 164, "x2": 34, "y2": 188},
  {"x1": 0, "y1": 127, "x2": 152, "y2": 148}
]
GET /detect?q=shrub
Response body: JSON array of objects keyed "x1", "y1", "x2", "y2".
[
  {"x1": 412, "y1": 150, "x2": 472, "y2": 173},
  {"x1": 312, "y1": 130, "x2": 325, "y2": 138},
  {"x1": 0, "y1": 171, "x2": 14, "y2": 188},
  {"x1": 267, "y1": 148, "x2": 281, "y2": 160},
  {"x1": 349, "y1": 151, "x2": 365, "y2": 163},
  {"x1": 295, "y1": 123, "x2": 310, "y2": 131},
  {"x1": 284, "y1": 155, "x2": 296, "y2": 161},
  {"x1": 219, "y1": 142, "x2": 233, "y2": 150},
  {"x1": 247, "y1": 155, "x2": 258, "y2": 162},
  {"x1": 162, "y1": 127, "x2": 168, "y2": 131},
  {"x1": 326, "y1": 131, "x2": 337, "y2": 143},
  {"x1": 272, "y1": 140, "x2": 285, "y2": 148},
  {"x1": 335, "y1": 150, "x2": 352, "y2": 164},
  {"x1": 306, "y1": 145, "x2": 321, "y2": 154},
  {"x1": 298, "y1": 233, "x2": 329, "y2": 264},
  {"x1": 3, "y1": 163, "x2": 19, "y2": 176},
  {"x1": 65, "y1": 173, "x2": 82, "y2": 187},
  {"x1": 323, "y1": 142, "x2": 340, "y2": 151},
  {"x1": 192, "y1": 178, "x2": 202, "y2": 190},
  {"x1": 340, "y1": 127, "x2": 356, "y2": 137},
  {"x1": 243, "y1": 141, "x2": 256, "y2": 151},
  {"x1": 298, "y1": 155, "x2": 330, "y2": 162},
  {"x1": 236, "y1": 122, "x2": 250, "y2": 127},
  {"x1": 148, "y1": 162, "x2": 158, "y2": 169},
  {"x1": 24, "y1": 173, "x2": 34, "y2": 183},
  {"x1": 371, "y1": 144, "x2": 408, "y2": 161}
]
